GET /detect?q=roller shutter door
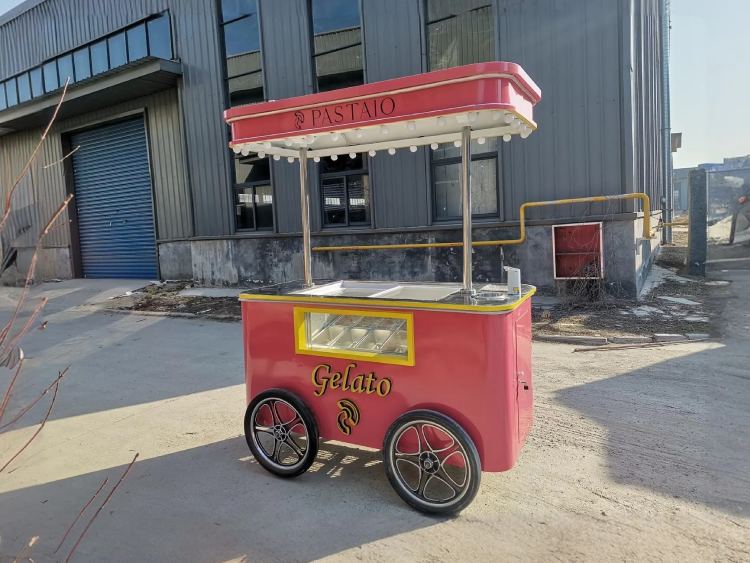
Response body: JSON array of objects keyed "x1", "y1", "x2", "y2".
[{"x1": 71, "y1": 118, "x2": 158, "y2": 278}]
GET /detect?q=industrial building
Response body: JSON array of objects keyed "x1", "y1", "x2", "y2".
[{"x1": 0, "y1": 0, "x2": 670, "y2": 295}]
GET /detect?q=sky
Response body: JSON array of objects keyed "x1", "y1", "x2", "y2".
[
  {"x1": 670, "y1": 0, "x2": 750, "y2": 168},
  {"x1": 0, "y1": 0, "x2": 746, "y2": 168}
]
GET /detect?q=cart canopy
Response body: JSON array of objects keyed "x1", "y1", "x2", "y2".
[{"x1": 224, "y1": 62, "x2": 541, "y2": 161}]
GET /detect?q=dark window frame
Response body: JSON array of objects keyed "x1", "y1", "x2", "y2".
[
  {"x1": 0, "y1": 11, "x2": 172, "y2": 111},
  {"x1": 319, "y1": 160, "x2": 371, "y2": 228},
  {"x1": 308, "y1": 0, "x2": 366, "y2": 93},
  {"x1": 218, "y1": 0, "x2": 265, "y2": 107},
  {"x1": 217, "y1": 0, "x2": 273, "y2": 234},
  {"x1": 430, "y1": 147, "x2": 500, "y2": 222},
  {"x1": 424, "y1": 0, "x2": 495, "y2": 72},
  {"x1": 233, "y1": 170, "x2": 274, "y2": 232}
]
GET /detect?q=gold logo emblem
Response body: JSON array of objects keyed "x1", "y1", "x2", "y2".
[{"x1": 336, "y1": 399, "x2": 360, "y2": 436}]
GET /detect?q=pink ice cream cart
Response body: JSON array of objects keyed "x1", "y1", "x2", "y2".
[{"x1": 225, "y1": 62, "x2": 541, "y2": 514}]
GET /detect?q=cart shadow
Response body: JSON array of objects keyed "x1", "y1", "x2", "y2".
[
  {"x1": 0, "y1": 436, "x2": 444, "y2": 562},
  {"x1": 556, "y1": 338, "x2": 750, "y2": 517}
]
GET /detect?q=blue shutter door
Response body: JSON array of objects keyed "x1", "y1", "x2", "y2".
[{"x1": 71, "y1": 118, "x2": 158, "y2": 279}]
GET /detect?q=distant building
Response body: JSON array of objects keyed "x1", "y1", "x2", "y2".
[{"x1": 674, "y1": 155, "x2": 750, "y2": 218}]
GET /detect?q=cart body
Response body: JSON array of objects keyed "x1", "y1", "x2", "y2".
[{"x1": 241, "y1": 281, "x2": 534, "y2": 472}]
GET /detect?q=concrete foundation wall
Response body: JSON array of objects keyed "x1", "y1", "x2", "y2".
[
  {"x1": 635, "y1": 213, "x2": 663, "y2": 294},
  {"x1": 0, "y1": 247, "x2": 72, "y2": 285},
  {"x1": 160, "y1": 216, "x2": 654, "y2": 297}
]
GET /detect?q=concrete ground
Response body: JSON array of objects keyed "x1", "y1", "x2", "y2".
[{"x1": 0, "y1": 274, "x2": 748, "y2": 562}]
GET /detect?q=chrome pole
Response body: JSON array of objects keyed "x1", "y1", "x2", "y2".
[
  {"x1": 460, "y1": 126, "x2": 475, "y2": 295},
  {"x1": 299, "y1": 149, "x2": 313, "y2": 287}
]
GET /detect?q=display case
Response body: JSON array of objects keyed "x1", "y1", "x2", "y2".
[{"x1": 294, "y1": 307, "x2": 414, "y2": 366}]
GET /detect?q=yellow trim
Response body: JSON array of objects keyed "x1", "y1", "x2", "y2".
[
  {"x1": 312, "y1": 193, "x2": 651, "y2": 252},
  {"x1": 241, "y1": 286, "x2": 536, "y2": 314},
  {"x1": 294, "y1": 307, "x2": 415, "y2": 366}
]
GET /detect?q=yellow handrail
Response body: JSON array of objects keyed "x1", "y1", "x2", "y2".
[{"x1": 313, "y1": 193, "x2": 652, "y2": 252}]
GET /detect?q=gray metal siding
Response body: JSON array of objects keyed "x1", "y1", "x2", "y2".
[
  {"x1": 0, "y1": 88, "x2": 190, "y2": 254},
  {"x1": 631, "y1": 0, "x2": 665, "y2": 208},
  {"x1": 497, "y1": 0, "x2": 626, "y2": 220},
  {"x1": 0, "y1": 0, "x2": 169, "y2": 78},
  {"x1": 0, "y1": 0, "x2": 232, "y2": 238},
  {"x1": 172, "y1": 0, "x2": 233, "y2": 237},
  {"x1": 363, "y1": 0, "x2": 430, "y2": 229},
  {"x1": 0, "y1": 0, "x2": 667, "y2": 250},
  {"x1": 260, "y1": 0, "x2": 315, "y2": 234}
]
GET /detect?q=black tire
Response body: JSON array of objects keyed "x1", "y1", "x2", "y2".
[
  {"x1": 383, "y1": 410, "x2": 481, "y2": 515},
  {"x1": 244, "y1": 389, "x2": 319, "y2": 478}
]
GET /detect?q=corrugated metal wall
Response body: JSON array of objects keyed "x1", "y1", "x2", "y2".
[
  {"x1": 497, "y1": 0, "x2": 628, "y2": 220},
  {"x1": 631, "y1": 0, "x2": 666, "y2": 207},
  {"x1": 0, "y1": 0, "x2": 666, "y2": 256},
  {"x1": 259, "y1": 0, "x2": 314, "y2": 234},
  {"x1": 363, "y1": 0, "x2": 431, "y2": 229},
  {"x1": 0, "y1": 89, "x2": 190, "y2": 252}
]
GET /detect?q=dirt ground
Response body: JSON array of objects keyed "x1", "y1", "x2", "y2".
[
  {"x1": 107, "y1": 234, "x2": 720, "y2": 339},
  {"x1": 0, "y1": 274, "x2": 748, "y2": 562}
]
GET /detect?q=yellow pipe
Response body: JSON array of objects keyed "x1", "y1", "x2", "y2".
[{"x1": 313, "y1": 193, "x2": 651, "y2": 252}]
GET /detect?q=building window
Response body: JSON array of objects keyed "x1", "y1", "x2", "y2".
[
  {"x1": 108, "y1": 32, "x2": 128, "y2": 68},
  {"x1": 42, "y1": 61, "x2": 58, "y2": 91},
  {"x1": 127, "y1": 24, "x2": 148, "y2": 62},
  {"x1": 57, "y1": 55, "x2": 74, "y2": 86},
  {"x1": 17, "y1": 73, "x2": 31, "y2": 103},
  {"x1": 426, "y1": 0, "x2": 494, "y2": 70},
  {"x1": 310, "y1": 0, "x2": 364, "y2": 92},
  {"x1": 147, "y1": 13, "x2": 173, "y2": 60},
  {"x1": 73, "y1": 48, "x2": 91, "y2": 81},
  {"x1": 91, "y1": 40, "x2": 109, "y2": 75},
  {"x1": 4, "y1": 78, "x2": 18, "y2": 107},
  {"x1": 29, "y1": 67, "x2": 44, "y2": 97},
  {"x1": 0, "y1": 13, "x2": 173, "y2": 114},
  {"x1": 219, "y1": 0, "x2": 264, "y2": 106},
  {"x1": 234, "y1": 154, "x2": 273, "y2": 231},
  {"x1": 0, "y1": 82, "x2": 6, "y2": 110},
  {"x1": 432, "y1": 138, "x2": 499, "y2": 221},
  {"x1": 320, "y1": 155, "x2": 370, "y2": 227}
]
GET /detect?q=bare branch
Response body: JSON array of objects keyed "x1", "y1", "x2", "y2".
[
  {"x1": 64, "y1": 453, "x2": 139, "y2": 563},
  {"x1": 0, "y1": 195, "x2": 73, "y2": 346},
  {"x1": 0, "y1": 377, "x2": 60, "y2": 473},
  {"x1": 0, "y1": 357, "x2": 25, "y2": 424},
  {"x1": 0, "y1": 79, "x2": 70, "y2": 233},
  {"x1": 43, "y1": 145, "x2": 80, "y2": 170},
  {"x1": 0, "y1": 297, "x2": 48, "y2": 368},
  {"x1": 0, "y1": 366, "x2": 69, "y2": 431},
  {"x1": 54, "y1": 476, "x2": 109, "y2": 554}
]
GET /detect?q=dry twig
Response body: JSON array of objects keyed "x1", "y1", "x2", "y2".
[
  {"x1": 64, "y1": 453, "x2": 139, "y2": 563},
  {"x1": 54, "y1": 476, "x2": 109, "y2": 554},
  {"x1": 0, "y1": 79, "x2": 69, "y2": 233},
  {"x1": 0, "y1": 366, "x2": 69, "y2": 431},
  {"x1": 0, "y1": 377, "x2": 60, "y2": 473},
  {"x1": 0, "y1": 195, "x2": 73, "y2": 346},
  {"x1": 43, "y1": 145, "x2": 80, "y2": 169}
]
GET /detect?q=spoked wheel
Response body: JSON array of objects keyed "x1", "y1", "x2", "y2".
[
  {"x1": 244, "y1": 389, "x2": 319, "y2": 478},
  {"x1": 383, "y1": 410, "x2": 481, "y2": 515}
]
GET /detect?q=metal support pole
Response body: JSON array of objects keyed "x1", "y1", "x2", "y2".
[
  {"x1": 460, "y1": 126, "x2": 475, "y2": 295},
  {"x1": 687, "y1": 168, "x2": 707, "y2": 276},
  {"x1": 299, "y1": 149, "x2": 313, "y2": 286}
]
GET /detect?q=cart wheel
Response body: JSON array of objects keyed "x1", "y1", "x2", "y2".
[
  {"x1": 244, "y1": 389, "x2": 319, "y2": 478},
  {"x1": 383, "y1": 410, "x2": 481, "y2": 515}
]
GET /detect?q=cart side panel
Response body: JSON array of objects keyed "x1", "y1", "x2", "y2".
[
  {"x1": 515, "y1": 303, "x2": 534, "y2": 446},
  {"x1": 242, "y1": 299, "x2": 527, "y2": 473}
]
